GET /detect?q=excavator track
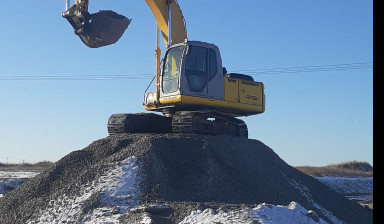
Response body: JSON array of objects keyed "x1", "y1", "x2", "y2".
[
  {"x1": 108, "y1": 113, "x2": 172, "y2": 135},
  {"x1": 108, "y1": 111, "x2": 248, "y2": 138},
  {"x1": 172, "y1": 111, "x2": 248, "y2": 138}
]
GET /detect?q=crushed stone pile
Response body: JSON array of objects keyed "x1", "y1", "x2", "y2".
[{"x1": 0, "y1": 134, "x2": 373, "y2": 223}]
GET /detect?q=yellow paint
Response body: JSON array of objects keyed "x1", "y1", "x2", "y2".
[
  {"x1": 224, "y1": 77, "x2": 239, "y2": 102},
  {"x1": 144, "y1": 0, "x2": 187, "y2": 46},
  {"x1": 145, "y1": 76, "x2": 265, "y2": 115},
  {"x1": 224, "y1": 76, "x2": 264, "y2": 107},
  {"x1": 154, "y1": 94, "x2": 264, "y2": 114},
  {"x1": 239, "y1": 80, "x2": 263, "y2": 106}
]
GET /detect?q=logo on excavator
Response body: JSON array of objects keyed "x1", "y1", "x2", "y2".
[{"x1": 246, "y1": 95, "x2": 258, "y2": 101}]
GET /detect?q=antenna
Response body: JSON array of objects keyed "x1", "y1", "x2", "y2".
[{"x1": 66, "y1": 0, "x2": 70, "y2": 10}]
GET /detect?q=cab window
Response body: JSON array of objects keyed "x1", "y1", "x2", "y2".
[
  {"x1": 209, "y1": 49, "x2": 217, "y2": 81},
  {"x1": 185, "y1": 45, "x2": 208, "y2": 92}
]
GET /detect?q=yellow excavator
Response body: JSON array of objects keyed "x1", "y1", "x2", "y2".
[{"x1": 62, "y1": 0, "x2": 265, "y2": 138}]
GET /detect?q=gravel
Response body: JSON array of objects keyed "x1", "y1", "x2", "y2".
[{"x1": 0, "y1": 133, "x2": 373, "y2": 223}]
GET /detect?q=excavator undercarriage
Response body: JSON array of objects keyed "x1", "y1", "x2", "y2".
[
  {"x1": 107, "y1": 111, "x2": 248, "y2": 138},
  {"x1": 107, "y1": 113, "x2": 172, "y2": 135},
  {"x1": 172, "y1": 111, "x2": 248, "y2": 138}
]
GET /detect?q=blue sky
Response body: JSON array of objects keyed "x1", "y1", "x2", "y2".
[{"x1": 0, "y1": 0, "x2": 372, "y2": 166}]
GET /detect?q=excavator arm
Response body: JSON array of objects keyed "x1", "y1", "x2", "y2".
[{"x1": 62, "y1": 0, "x2": 187, "y2": 48}]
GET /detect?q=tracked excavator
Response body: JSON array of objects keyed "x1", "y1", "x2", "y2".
[{"x1": 62, "y1": 0, "x2": 265, "y2": 138}]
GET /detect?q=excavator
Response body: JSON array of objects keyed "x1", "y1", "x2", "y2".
[{"x1": 62, "y1": 0, "x2": 265, "y2": 138}]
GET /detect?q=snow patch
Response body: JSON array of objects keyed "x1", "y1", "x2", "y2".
[
  {"x1": 27, "y1": 156, "x2": 140, "y2": 224},
  {"x1": 288, "y1": 177, "x2": 345, "y2": 224},
  {"x1": 0, "y1": 178, "x2": 28, "y2": 196},
  {"x1": 179, "y1": 201, "x2": 332, "y2": 224},
  {"x1": 0, "y1": 171, "x2": 38, "y2": 179},
  {"x1": 180, "y1": 208, "x2": 254, "y2": 224},
  {"x1": 250, "y1": 202, "x2": 327, "y2": 224},
  {"x1": 0, "y1": 171, "x2": 38, "y2": 197},
  {"x1": 316, "y1": 177, "x2": 373, "y2": 194}
]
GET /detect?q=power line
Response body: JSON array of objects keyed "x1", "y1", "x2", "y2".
[
  {"x1": 0, "y1": 61, "x2": 373, "y2": 81},
  {"x1": 0, "y1": 74, "x2": 154, "y2": 81},
  {"x1": 230, "y1": 62, "x2": 373, "y2": 75}
]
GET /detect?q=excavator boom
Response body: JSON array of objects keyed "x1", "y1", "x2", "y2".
[{"x1": 145, "y1": 0, "x2": 187, "y2": 46}]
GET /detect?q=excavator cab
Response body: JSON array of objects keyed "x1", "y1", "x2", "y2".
[
  {"x1": 62, "y1": 0, "x2": 131, "y2": 48},
  {"x1": 144, "y1": 41, "x2": 265, "y2": 116}
]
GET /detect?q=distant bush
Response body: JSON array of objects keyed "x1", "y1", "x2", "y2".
[
  {"x1": 32, "y1": 161, "x2": 54, "y2": 170},
  {"x1": 295, "y1": 161, "x2": 373, "y2": 177},
  {"x1": 334, "y1": 161, "x2": 373, "y2": 172},
  {"x1": 0, "y1": 161, "x2": 54, "y2": 172}
]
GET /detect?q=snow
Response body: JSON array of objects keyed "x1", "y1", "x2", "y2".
[
  {"x1": 0, "y1": 171, "x2": 38, "y2": 179},
  {"x1": 316, "y1": 177, "x2": 373, "y2": 194},
  {"x1": 180, "y1": 202, "x2": 331, "y2": 224},
  {"x1": 0, "y1": 171, "x2": 38, "y2": 197},
  {"x1": 0, "y1": 178, "x2": 28, "y2": 196},
  {"x1": 316, "y1": 176, "x2": 373, "y2": 204},
  {"x1": 27, "y1": 156, "x2": 140, "y2": 224},
  {"x1": 287, "y1": 177, "x2": 345, "y2": 224}
]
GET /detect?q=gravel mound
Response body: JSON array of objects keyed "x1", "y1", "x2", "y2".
[{"x1": 0, "y1": 134, "x2": 373, "y2": 223}]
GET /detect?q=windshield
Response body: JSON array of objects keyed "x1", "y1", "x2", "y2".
[{"x1": 162, "y1": 46, "x2": 184, "y2": 93}]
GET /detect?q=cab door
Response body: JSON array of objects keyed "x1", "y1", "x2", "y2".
[
  {"x1": 184, "y1": 45, "x2": 209, "y2": 95},
  {"x1": 162, "y1": 46, "x2": 184, "y2": 94}
]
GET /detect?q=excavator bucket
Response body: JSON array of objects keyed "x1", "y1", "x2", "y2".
[{"x1": 64, "y1": 10, "x2": 131, "y2": 48}]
